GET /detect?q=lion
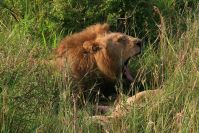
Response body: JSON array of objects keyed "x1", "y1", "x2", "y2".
[{"x1": 53, "y1": 23, "x2": 142, "y2": 104}]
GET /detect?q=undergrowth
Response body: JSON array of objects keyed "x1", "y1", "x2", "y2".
[{"x1": 0, "y1": 1, "x2": 199, "y2": 133}]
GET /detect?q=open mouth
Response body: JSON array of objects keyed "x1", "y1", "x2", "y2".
[
  {"x1": 122, "y1": 58, "x2": 134, "y2": 82},
  {"x1": 122, "y1": 47, "x2": 142, "y2": 82}
]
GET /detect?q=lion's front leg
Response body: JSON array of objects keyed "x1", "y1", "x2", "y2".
[{"x1": 91, "y1": 89, "x2": 163, "y2": 124}]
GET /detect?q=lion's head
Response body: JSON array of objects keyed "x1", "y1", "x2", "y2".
[{"x1": 83, "y1": 32, "x2": 142, "y2": 81}]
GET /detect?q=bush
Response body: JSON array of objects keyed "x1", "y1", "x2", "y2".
[{"x1": 1, "y1": 0, "x2": 198, "y2": 46}]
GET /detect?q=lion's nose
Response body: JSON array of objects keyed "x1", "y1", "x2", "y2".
[{"x1": 135, "y1": 39, "x2": 142, "y2": 47}]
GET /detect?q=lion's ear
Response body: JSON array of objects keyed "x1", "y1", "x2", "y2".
[{"x1": 83, "y1": 41, "x2": 101, "y2": 53}]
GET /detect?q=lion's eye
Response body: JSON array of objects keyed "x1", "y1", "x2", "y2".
[{"x1": 117, "y1": 36, "x2": 127, "y2": 45}]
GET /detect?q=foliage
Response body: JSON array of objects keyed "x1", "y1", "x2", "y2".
[
  {"x1": 1, "y1": 0, "x2": 198, "y2": 45},
  {"x1": 0, "y1": 0, "x2": 199, "y2": 132}
]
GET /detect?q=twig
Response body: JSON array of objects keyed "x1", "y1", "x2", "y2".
[{"x1": 0, "y1": 2, "x2": 20, "y2": 22}]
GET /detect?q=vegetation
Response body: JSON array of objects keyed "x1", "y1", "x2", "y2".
[{"x1": 0, "y1": 0, "x2": 199, "y2": 132}]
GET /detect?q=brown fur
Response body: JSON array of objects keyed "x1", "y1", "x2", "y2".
[
  {"x1": 55, "y1": 23, "x2": 141, "y2": 80},
  {"x1": 55, "y1": 23, "x2": 110, "y2": 79},
  {"x1": 54, "y1": 23, "x2": 142, "y2": 98}
]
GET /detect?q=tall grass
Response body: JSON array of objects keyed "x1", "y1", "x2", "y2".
[
  {"x1": 0, "y1": 1, "x2": 199, "y2": 133},
  {"x1": 111, "y1": 10, "x2": 199, "y2": 132}
]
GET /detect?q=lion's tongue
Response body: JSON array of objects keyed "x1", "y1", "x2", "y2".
[{"x1": 123, "y1": 65, "x2": 133, "y2": 81}]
